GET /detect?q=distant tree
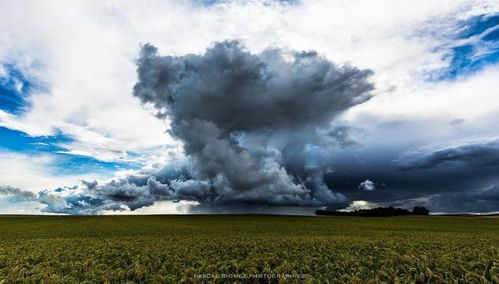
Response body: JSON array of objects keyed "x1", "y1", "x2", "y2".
[
  {"x1": 412, "y1": 206, "x2": 430, "y2": 215},
  {"x1": 316, "y1": 206, "x2": 430, "y2": 217}
]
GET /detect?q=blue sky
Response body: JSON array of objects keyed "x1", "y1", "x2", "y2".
[
  {"x1": 0, "y1": 127, "x2": 138, "y2": 174},
  {"x1": 0, "y1": 65, "x2": 32, "y2": 114},
  {"x1": 0, "y1": 0, "x2": 499, "y2": 214},
  {"x1": 437, "y1": 13, "x2": 499, "y2": 79}
]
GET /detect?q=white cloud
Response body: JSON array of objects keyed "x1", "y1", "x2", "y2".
[
  {"x1": 100, "y1": 200, "x2": 197, "y2": 215},
  {"x1": 0, "y1": 151, "x2": 109, "y2": 191},
  {"x1": 343, "y1": 200, "x2": 378, "y2": 211},
  {"x1": 348, "y1": 65, "x2": 499, "y2": 121},
  {"x1": 358, "y1": 179, "x2": 376, "y2": 191},
  {"x1": 0, "y1": 0, "x2": 175, "y2": 162}
]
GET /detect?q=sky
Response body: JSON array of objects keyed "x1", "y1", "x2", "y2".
[{"x1": 0, "y1": 0, "x2": 498, "y2": 215}]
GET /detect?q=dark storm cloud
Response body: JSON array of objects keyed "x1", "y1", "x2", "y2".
[
  {"x1": 123, "y1": 40, "x2": 373, "y2": 211},
  {"x1": 30, "y1": 40, "x2": 373, "y2": 214},
  {"x1": 34, "y1": 41, "x2": 499, "y2": 214},
  {"x1": 427, "y1": 184, "x2": 499, "y2": 213},
  {"x1": 394, "y1": 137, "x2": 499, "y2": 170},
  {"x1": 317, "y1": 134, "x2": 499, "y2": 213},
  {"x1": 134, "y1": 41, "x2": 373, "y2": 131}
]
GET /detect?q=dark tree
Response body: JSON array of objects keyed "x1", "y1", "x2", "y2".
[
  {"x1": 412, "y1": 206, "x2": 430, "y2": 215},
  {"x1": 316, "y1": 206, "x2": 430, "y2": 217}
]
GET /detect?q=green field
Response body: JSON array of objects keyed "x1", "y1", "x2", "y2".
[{"x1": 0, "y1": 215, "x2": 498, "y2": 283}]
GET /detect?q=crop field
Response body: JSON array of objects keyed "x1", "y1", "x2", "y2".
[{"x1": 0, "y1": 215, "x2": 498, "y2": 283}]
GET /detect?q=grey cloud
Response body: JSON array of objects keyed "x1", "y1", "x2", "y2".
[
  {"x1": 81, "y1": 180, "x2": 98, "y2": 190},
  {"x1": 316, "y1": 124, "x2": 365, "y2": 149},
  {"x1": 478, "y1": 185, "x2": 499, "y2": 201},
  {"x1": 393, "y1": 137, "x2": 499, "y2": 170},
  {"x1": 450, "y1": 118, "x2": 465, "y2": 126},
  {"x1": 428, "y1": 185, "x2": 499, "y2": 213},
  {"x1": 134, "y1": 41, "x2": 373, "y2": 132},
  {"x1": 0, "y1": 185, "x2": 38, "y2": 201}
]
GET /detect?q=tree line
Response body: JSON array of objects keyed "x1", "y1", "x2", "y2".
[{"x1": 316, "y1": 206, "x2": 430, "y2": 217}]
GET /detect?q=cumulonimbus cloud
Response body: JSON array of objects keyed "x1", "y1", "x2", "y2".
[
  {"x1": 7, "y1": 40, "x2": 374, "y2": 214},
  {"x1": 132, "y1": 41, "x2": 374, "y2": 208}
]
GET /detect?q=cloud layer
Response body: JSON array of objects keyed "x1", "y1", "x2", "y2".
[{"x1": 394, "y1": 137, "x2": 499, "y2": 170}]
